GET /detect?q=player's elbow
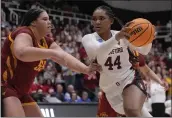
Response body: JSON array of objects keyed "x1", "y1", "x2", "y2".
[{"x1": 14, "y1": 48, "x2": 27, "y2": 62}]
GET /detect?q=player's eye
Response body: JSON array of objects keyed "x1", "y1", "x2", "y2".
[
  {"x1": 99, "y1": 17, "x2": 105, "y2": 21},
  {"x1": 42, "y1": 17, "x2": 49, "y2": 21},
  {"x1": 92, "y1": 17, "x2": 97, "y2": 21}
]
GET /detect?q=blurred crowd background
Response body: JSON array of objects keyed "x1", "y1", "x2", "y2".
[{"x1": 1, "y1": 0, "x2": 171, "y2": 117}]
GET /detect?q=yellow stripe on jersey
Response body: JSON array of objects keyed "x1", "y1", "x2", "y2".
[
  {"x1": 8, "y1": 34, "x2": 17, "y2": 68},
  {"x1": 3, "y1": 70, "x2": 7, "y2": 82},
  {"x1": 135, "y1": 51, "x2": 139, "y2": 56},
  {"x1": 6, "y1": 56, "x2": 14, "y2": 78},
  {"x1": 38, "y1": 37, "x2": 48, "y2": 49},
  {"x1": 22, "y1": 102, "x2": 37, "y2": 106},
  {"x1": 132, "y1": 50, "x2": 139, "y2": 57}
]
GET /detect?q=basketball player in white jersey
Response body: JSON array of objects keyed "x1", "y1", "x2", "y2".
[
  {"x1": 82, "y1": 5, "x2": 166, "y2": 117},
  {"x1": 96, "y1": 47, "x2": 168, "y2": 117}
]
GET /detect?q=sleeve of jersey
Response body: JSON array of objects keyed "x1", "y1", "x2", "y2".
[
  {"x1": 139, "y1": 54, "x2": 146, "y2": 67},
  {"x1": 82, "y1": 35, "x2": 98, "y2": 60},
  {"x1": 98, "y1": 32, "x2": 121, "y2": 53},
  {"x1": 15, "y1": 28, "x2": 33, "y2": 38},
  {"x1": 129, "y1": 43, "x2": 152, "y2": 55},
  {"x1": 82, "y1": 33, "x2": 126, "y2": 60}
]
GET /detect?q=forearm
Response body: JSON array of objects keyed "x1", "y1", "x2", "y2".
[
  {"x1": 147, "y1": 69, "x2": 162, "y2": 84},
  {"x1": 141, "y1": 65, "x2": 162, "y2": 84},
  {"x1": 16, "y1": 47, "x2": 54, "y2": 62},
  {"x1": 98, "y1": 34, "x2": 121, "y2": 52},
  {"x1": 52, "y1": 51, "x2": 88, "y2": 74}
]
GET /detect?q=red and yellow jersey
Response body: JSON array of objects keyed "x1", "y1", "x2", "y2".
[{"x1": 1, "y1": 26, "x2": 54, "y2": 94}]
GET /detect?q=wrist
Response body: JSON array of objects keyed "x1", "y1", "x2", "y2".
[
  {"x1": 84, "y1": 66, "x2": 90, "y2": 75},
  {"x1": 158, "y1": 80, "x2": 163, "y2": 85}
]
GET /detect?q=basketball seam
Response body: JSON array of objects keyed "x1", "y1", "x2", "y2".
[
  {"x1": 138, "y1": 24, "x2": 152, "y2": 47},
  {"x1": 130, "y1": 23, "x2": 150, "y2": 43},
  {"x1": 127, "y1": 23, "x2": 149, "y2": 32}
]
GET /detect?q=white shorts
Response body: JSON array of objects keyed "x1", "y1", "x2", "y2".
[{"x1": 104, "y1": 73, "x2": 135, "y2": 114}]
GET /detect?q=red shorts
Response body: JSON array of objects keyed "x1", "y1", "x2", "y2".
[
  {"x1": 1, "y1": 84, "x2": 36, "y2": 106},
  {"x1": 97, "y1": 92, "x2": 125, "y2": 117}
]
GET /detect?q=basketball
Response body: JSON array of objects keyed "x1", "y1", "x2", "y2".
[{"x1": 127, "y1": 18, "x2": 155, "y2": 47}]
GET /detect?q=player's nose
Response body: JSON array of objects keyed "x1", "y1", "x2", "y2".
[{"x1": 95, "y1": 19, "x2": 101, "y2": 24}]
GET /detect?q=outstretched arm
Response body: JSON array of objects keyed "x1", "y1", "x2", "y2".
[
  {"x1": 13, "y1": 33, "x2": 100, "y2": 75},
  {"x1": 49, "y1": 42, "x2": 101, "y2": 75},
  {"x1": 139, "y1": 65, "x2": 168, "y2": 90}
]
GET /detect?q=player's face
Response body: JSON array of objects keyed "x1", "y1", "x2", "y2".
[
  {"x1": 92, "y1": 9, "x2": 113, "y2": 34},
  {"x1": 35, "y1": 11, "x2": 51, "y2": 35}
]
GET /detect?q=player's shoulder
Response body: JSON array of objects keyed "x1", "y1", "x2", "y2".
[
  {"x1": 11, "y1": 26, "x2": 33, "y2": 39},
  {"x1": 82, "y1": 32, "x2": 95, "y2": 39},
  {"x1": 82, "y1": 32, "x2": 97, "y2": 42},
  {"x1": 111, "y1": 30, "x2": 119, "y2": 36}
]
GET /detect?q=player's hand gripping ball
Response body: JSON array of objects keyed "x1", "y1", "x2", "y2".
[{"x1": 126, "y1": 18, "x2": 156, "y2": 47}]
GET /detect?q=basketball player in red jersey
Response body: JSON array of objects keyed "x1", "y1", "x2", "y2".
[
  {"x1": 97, "y1": 50, "x2": 169, "y2": 117},
  {"x1": 1, "y1": 8, "x2": 101, "y2": 117}
]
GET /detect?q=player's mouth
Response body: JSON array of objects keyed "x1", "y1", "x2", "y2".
[
  {"x1": 94, "y1": 26, "x2": 101, "y2": 30},
  {"x1": 47, "y1": 25, "x2": 52, "y2": 29}
]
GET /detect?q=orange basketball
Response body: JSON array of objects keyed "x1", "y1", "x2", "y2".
[{"x1": 127, "y1": 18, "x2": 155, "y2": 47}]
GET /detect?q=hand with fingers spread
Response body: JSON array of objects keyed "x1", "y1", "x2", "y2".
[{"x1": 115, "y1": 22, "x2": 133, "y2": 41}]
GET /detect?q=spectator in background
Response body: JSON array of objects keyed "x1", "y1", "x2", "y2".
[
  {"x1": 31, "y1": 88, "x2": 45, "y2": 102},
  {"x1": 5, "y1": 26, "x2": 11, "y2": 36},
  {"x1": 32, "y1": 75, "x2": 44, "y2": 92},
  {"x1": 64, "y1": 84, "x2": 74, "y2": 101},
  {"x1": 166, "y1": 20, "x2": 171, "y2": 32},
  {"x1": 1, "y1": 29, "x2": 6, "y2": 47},
  {"x1": 165, "y1": 99, "x2": 171, "y2": 117},
  {"x1": 77, "y1": 91, "x2": 91, "y2": 103},
  {"x1": 43, "y1": 61, "x2": 56, "y2": 81},
  {"x1": 155, "y1": 20, "x2": 162, "y2": 31},
  {"x1": 42, "y1": 79, "x2": 54, "y2": 93},
  {"x1": 72, "y1": 4, "x2": 79, "y2": 13},
  {"x1": 46, "y1": 88, "x2": 56, "y2": 97},
  {"x1": 55, "y1": 71, "x2": 65, "y2": 84},
  {"x1": 150, "y1": 80, "x2": 166, "y2": 117},
  {"x1": 55, "y1": 84, "x2": 65, "y2": 102},
  {"x1": 68, "y1": 91, "x2": 79, "y2": 103},
  {"x1": 64, "y1": 84, "x2": 80, "y2": 101}
]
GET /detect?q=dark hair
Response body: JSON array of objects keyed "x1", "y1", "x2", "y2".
[
  {"x1": 95, "y1": 5, "x2": 115, "y2": 19},
  {"x1": 20, "y1": 8, "x2": 45, "y2": 26},
  {"x1": 94, "y1": 5, "x2": 124, "y2": 27}
]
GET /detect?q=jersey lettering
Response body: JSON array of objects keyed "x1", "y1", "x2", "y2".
[
  {"x1": 34, "y1": 60, "x2": 46, "y2": 72},
  {"x1": 108, "y1": 47, "x2": 123, "y2": 55}
]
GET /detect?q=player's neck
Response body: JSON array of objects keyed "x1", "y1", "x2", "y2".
[
  {"x1": 29, "y1": 26, "x2": 44, "y2": 42},
  {"x1": 98, "y1": 30, "x2": 112, "y2": 41}
]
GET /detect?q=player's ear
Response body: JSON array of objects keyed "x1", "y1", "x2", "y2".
[{"x1": 31, "y1": 21, "x2": 36, "y2": 27}]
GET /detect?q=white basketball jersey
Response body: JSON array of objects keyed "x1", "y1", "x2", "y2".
[
  {"x1": 82, "y1": 30, "x2": 135, "y2": 93},
  {"x1": 82, "y1": 30, "x2": 153, "y2": 114}
]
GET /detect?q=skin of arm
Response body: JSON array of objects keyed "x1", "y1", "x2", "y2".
[
  {"x1": 49, "y1": 42, "x2": 98, "y2": 75},
  {"x1": 13, "y1": 33, "x2": 99, "y2": 74},
  {"x1": 139, "y1": 65, "x2": 164, "y2": 85},
  {"x1": 13, "y1": 33, "x2": 55, "y2": 62}
]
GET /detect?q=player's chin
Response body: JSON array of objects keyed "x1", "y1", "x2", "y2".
[
  {"x1": 46, "y1": 28, "x2": 51, "y2": 33},
  {"x1": 95, "y1": 29, "x2": 103, "y2": 34}
]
